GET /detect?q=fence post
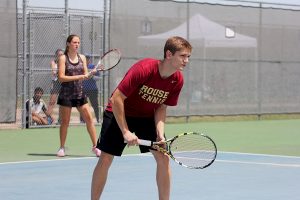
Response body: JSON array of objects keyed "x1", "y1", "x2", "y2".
[
  {"x1": 22, "y1": 0, "x2": 28, "y2": 129},
  {"x1": 64, "y1": 0, "x2": 70, "y2": 38}
]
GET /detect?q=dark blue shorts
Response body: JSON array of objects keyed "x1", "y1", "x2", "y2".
[
  {"x1": 50, "y1": 80, "x2": 61, "y2": 94},
  {"x1": 97, "y1": 111, "x2": 158, "y2": 156},
  {"x1": 57, "y1": 97, "x2": 88, "y2": 107}
]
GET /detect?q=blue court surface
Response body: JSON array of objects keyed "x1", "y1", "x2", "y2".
[{"x1": 1, "y1": 152, "x2": 300, "y2": 200}]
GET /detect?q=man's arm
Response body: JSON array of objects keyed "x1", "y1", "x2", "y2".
[
  {"x1": 154, "y1": 104, "x2": 167, "y2": 142},
  {"x1": 110, "y1": 88, "x2": 138, "y2": 145}
]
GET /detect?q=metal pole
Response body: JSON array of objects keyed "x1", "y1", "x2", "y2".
[
  {"x1": 102, "y1": 0, "x2": 108, "y2": 112},
  {"x1": 91, "y1": 17, "x2": 95, "y2": 60},
  {"x1": 103, "y1": 0, "x2": 107, "y2": 52},
  {"x1": 257, "y1": 3, "x2": 262, "y2": 120},
  {"x1": 28, "y1": 12, "x2": 34, "y2": 128},
  {"x1": 65, "y1": 0, "x2": 69, "y2": 38},
  {"x1": 80, "y1": 17, "x2": 84, "y2": 53},
  {"x1": 186, "y1": 0, "x2": 190, "y2": 122},
  {"x1": 22, "y1": 0, "x2": 28, "y2": 128}
]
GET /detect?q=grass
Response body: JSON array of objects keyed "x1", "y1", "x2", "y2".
[
  {"x1": 165, "y1": 119, "x2": 300, "y2": 156},
  {"x1": 0, "y1": 119, "x2": 299, "y2": 163}
]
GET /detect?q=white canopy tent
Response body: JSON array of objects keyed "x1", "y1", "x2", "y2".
[
  {"x1": 138, "y1": 14, "x2": 257, "y2": 48},
  {"x1": 138, "y1": 14, "x2": 258, "y2": 106}
]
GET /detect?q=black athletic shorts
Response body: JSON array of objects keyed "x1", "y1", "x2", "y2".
[
  {"x1": 57, "y1": 97, "x2": 88, "y2": 107},
  {"x1": 97, "y1": 111, "x2": 158, "y2": 156}
]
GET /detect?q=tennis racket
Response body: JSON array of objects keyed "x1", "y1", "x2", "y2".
[
  {"x1": 138, "y1": 132, "x2": 217, "y2": 169},
  {"x1": 88, "y1": 49, "x2": 121, "y2": 77}
]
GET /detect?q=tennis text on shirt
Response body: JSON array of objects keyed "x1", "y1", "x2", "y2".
[{"x1": 139, "y1": 85, "x2": 169, "y2": 104}]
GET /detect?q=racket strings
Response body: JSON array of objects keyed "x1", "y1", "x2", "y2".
[
  {"x1": 170, "y1": 134, "x2": 216, "y2": 169},
  {"x1": 101, "y1": 50, "x2": 121, "y2": 70}
]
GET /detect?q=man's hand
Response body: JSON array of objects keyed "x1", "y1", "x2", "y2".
[
  {"x1": 156, "y1": 134, "x2": 166, "y2": 143},
  {"x1": 123, "y1": 131, "x2": 139, "y2": 146},
  {"x1": 156, "y1": 135, "x2": 167, "y2": 149}
]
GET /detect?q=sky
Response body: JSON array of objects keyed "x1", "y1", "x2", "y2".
[
  {"x1": 17, "y1": 0, "x2": 104, "y2": 11},
  {"x1": 243, "y1": 0, "x2": 300, "y2": 5},
  {"x1": 17, "y1": 0, "x2": 300, "y2": 11},
  {"x1": 171, "y1": 0, "x2": 300, "y2": 6}
]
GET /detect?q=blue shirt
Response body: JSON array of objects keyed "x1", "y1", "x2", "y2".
[{"x1": 83, "y1": 64, "x2": 99, "y2": 91}]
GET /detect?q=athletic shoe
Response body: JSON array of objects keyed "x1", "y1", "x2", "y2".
[
  {"x1": 92, "y1": 146, "x2": 101, "y2": 157},
  {"x1": 57, "y1": 147, "x2": 65, "y2": 157}
]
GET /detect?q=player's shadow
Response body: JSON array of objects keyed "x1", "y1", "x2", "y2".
[{"x1": 28, "y1": 153, "x2": 91, "y2": 158}]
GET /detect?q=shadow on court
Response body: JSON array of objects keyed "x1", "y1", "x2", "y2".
[{"x1": 0, "y1": 152, "x2": 299, "y2": 200}]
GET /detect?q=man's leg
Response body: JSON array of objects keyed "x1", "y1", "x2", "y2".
[
  {"x1": 32, "y1": 115, "x2": 46, "y2": 125},
  {"x1": 91, "y1": 152, "x2": 114, "y2": 200},
  {"x1": 151, "y1": 150, "x2": 171, "y2": 200}
]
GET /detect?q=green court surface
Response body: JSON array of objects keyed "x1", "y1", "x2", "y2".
[{"x1": 0, "y1": 119, "x2": 299, "y2": 163}]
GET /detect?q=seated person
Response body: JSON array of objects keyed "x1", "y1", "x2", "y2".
[{"x1": 26, "y1": 87, "x2": 54, "y2": 128}]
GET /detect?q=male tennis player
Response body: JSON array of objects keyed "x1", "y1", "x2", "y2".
[{"x1": 91, "y1": 36, "x2": 192, "y2": 200}]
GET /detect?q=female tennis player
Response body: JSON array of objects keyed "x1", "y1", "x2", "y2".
[
  {"x1": 91, "y1": 36, "x2": 192, "y2": 200},
  {"x1": 56, "y1": 34, "x2": 101, "y2": 157}
]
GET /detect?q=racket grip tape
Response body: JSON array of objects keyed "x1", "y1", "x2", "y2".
[
  {"x1": 123, "y1": 139, "x2": 152, "y2": 146},
  {"x1": 138, "y1": 139, "x2": 152, "y2": 146}
]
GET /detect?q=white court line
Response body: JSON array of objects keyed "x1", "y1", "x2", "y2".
[
  {"x1": 0, "y1": 151, "x2": 300, "y2": 167},
  {"x1": 216, "y1": 151, "x2": 300, "y2": 168},
  {"x1": 0, "y1": 156, "x2": 96, "y2": 165},
  {"x1": 215, "y1": 159, "x2": 300, "y2": 168},
  {"x1": 0, "y1": 154, "x2": 150, "y2": 165},
  {"x1": 219, "y1": 151, "x2": 300, "y2": 159}
]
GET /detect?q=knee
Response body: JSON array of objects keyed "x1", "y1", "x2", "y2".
[
  {"x1": 80, "y1": 109, "x2": 93, "y2": 122},
  {"x1": 84, "y1": 114, "x2": 93, "y2": 123},
  {"x1": 60, "y1": 119, "x2": 70, "y2": 127},
  {"x1": 97, "y1": 153, "x2": 114, "y2": 169},
  {"x1": 156, "y1": 153, "x2": 170, "y2": 167}
]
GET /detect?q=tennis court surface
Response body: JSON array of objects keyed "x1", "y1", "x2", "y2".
[{"x1": 1, "y1": 152, "x2": 299, "y2": 200}]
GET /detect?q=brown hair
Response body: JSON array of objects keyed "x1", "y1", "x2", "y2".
[
  {"x1": 64, "y1": 34, "x2": 80, "y2": 54},
  {"x1": 163, "y1": 36, "x2": 192, "y2": 58}
]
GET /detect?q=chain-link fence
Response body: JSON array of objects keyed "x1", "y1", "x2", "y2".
[
  {"x1": 108, "y1": 0, "x2": 300, "y2": 118},
  {"x1": 2, "y1": 0, "x2": 300, "y2": 129},
  {"x1": 13, "y1": 1, "x2": 107, "y2": 128}
]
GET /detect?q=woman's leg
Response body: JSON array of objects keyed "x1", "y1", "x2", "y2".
[{"x1": 58, "y1": 105, "x2": 72, "y2": 148}]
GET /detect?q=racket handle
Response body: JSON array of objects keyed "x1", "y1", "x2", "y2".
[
  {"x1": 87, "y1": 72, "x2": 93, "y2": 79},
  {"x1": 138, "y1": 139, "x2": 152, "y2": 146},
  {"x1": 123, "y1": 139, "x2": 152, "y2": 146}
]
